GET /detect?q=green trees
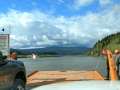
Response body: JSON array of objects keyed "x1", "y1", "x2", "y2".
[{"x1": 88, "y1": 32, "x2": 120, "y2": 56}]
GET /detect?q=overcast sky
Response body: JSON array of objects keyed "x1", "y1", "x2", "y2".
[{"x1": 0, "y1": 0, "x2": 120, "y2": 49}]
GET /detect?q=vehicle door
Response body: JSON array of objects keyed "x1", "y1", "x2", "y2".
[{"x1": 0, "y1": 62, "x2": 11, "y2": 89}]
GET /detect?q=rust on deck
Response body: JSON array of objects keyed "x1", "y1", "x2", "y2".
[{"x1": 26, "y1": 70, "x2": 104, "y2": 87}]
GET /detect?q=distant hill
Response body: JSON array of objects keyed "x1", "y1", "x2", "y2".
[
  {"x1": 87, "y1": 32, "x2": 120, "y2": 56},
  {"x1": 10, "y1": 48, "x2": 31, "y2": 55},
  {"x1": 10, "y1": 47, "x2": 91, "y2": 55}
]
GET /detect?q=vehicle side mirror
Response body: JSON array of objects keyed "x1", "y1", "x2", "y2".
[
  {"x1": 3, "y1": 56, "x2": 7, "y2": 59},
  {"x1": 0, "y1": 51, "x2": 6, "y2": 65}
]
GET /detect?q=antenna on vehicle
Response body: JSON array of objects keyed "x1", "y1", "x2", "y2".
[{"x1": 9, "y1": 26, "x2": 11, "y2": 55}]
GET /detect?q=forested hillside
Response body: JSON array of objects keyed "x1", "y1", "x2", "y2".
[{"x1": 87, "y1": 32, "x2": 120, "y2": 56}]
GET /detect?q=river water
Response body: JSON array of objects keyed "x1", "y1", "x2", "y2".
[{"x1": 18, "y1": 55, "x2": 108, "y2": 77}]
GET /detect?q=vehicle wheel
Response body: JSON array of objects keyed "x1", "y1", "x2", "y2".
[{"x1": 11, "y1": 79, "x2": 25, "y2": 90}]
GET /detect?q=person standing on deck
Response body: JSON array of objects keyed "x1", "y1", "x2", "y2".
[{"x1": 114, "y1": 49, "x2": 120, "y2": 77}]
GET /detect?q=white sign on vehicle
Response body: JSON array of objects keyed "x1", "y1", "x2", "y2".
[{"x1": 0, "y1": 34, "x2": 9, "y2": 56}]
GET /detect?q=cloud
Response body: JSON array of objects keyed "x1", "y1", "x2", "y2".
[
  {"x1": 11, "y1": 4, "x2": 16, "y2": 8},
  {"x1": 32, "y1": 2, "x2": 37, "y2": 6},
  {"x1": 0, "y1": 2, "x2": 120, "y2": 49},
  {"x1": 99, "y1": 0, "x2": 113, "y2": 6},
  {"x1": 47, "y1": 0, "x2": 64, "y2": 4},
  {"x1": 58, "y1": 0, "x2": 64, "y2": 3},
  {"x1": 73, "y1": 0, "x2": 94, "y2": 10}
]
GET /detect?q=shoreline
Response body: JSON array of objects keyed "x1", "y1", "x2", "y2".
[
  {"x1": 17, "y1": 54, "x2": 87, "y2": 58},
  {"x1": 88, "y1": 54, "x2": 116, "y2": 59}
]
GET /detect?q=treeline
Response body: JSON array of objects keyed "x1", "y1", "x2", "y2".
[
  {"x1": 10, "y1": 51, "x2": 58, "y2": 56},
  {"x1": 34, "y1": 52, "x2": 58, "y2": 55},
  {"x1": 87, "y1": 32, "x2": 120, "y2": 56}
]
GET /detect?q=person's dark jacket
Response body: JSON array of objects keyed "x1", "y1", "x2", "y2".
[{"x1": 115, "y1": 53, "x2": 120, "y2": 66}]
